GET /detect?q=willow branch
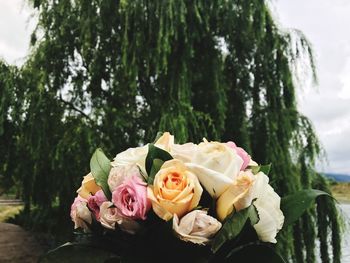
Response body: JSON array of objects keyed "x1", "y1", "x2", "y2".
[{"x1": 58, "y1": 94, "x2": 93, "y2": 122}]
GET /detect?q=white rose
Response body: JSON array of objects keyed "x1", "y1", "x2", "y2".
[
  {"x1": 216, "y1": 171, "x2": 284, "y2": 243},
  {"x1": 253, "y1": 182, "x2": 284, "y2": 243},
  {"x1": 111, "y1": 145, "x2": 148, "y2": 175},
  {"x1": 99, "y1": 201, "x2": 140, "y2": 234},
  {"x1": 108, "y1": 164, "x2": 143, "y2": 192},
  {"x1": 173, "y1": 210, "x2": 222, "y2": 245},
  {"x1": 186, "y1": 139, "x2": 243, "y2": 197}
]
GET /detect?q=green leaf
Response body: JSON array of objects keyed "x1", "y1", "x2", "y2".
[
  {"x1": 212, "y1": 205, "x2": 259, "y2": 253},
  {"x1": 281, "y1": 189, "x2": 332, "y2": 226},
  {"x1": 145, "y1": 144, "x2": 173, "y2": 184},
  {"x1": 90, "y1": 148, "x2": 112, "y2": 200},
  {"x1": 225, "y1": 243, "x2": 286, "y2": 263},
  {"x1": 259, "y1": 164, "x2": 271, "y2": 175},
  {"x1": 149, "y1": 158, "x2": 164, "y2": 181},
  {"x1": 38, "y1": 242, "x2": 119, "y2": 263},
  {"x1": 251, "y1": 164, "x2": 271, "y2": 175}
]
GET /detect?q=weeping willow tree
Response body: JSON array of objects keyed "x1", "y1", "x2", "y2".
[{"x1": 0, "y1": 0, "x2": 342, "y2": 262}]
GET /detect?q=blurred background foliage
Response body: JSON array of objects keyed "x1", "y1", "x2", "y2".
[{"x1": 0, "y1": 0, "x2": 343, "y2": 262}]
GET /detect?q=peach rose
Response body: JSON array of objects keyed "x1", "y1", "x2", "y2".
[
  {"x1": 77, "y1": 173, "x2": 101, "y2": 199},
  {"x1": 147, "y1": 159, "x2": 203, "y2": 221},
  {"x1": 216, "y1": 170, "x2": 284, "y2": 243}
]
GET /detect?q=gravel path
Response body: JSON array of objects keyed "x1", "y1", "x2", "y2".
[{"x1": 0, "y1": 223, "x2": 43, "y2": 263}]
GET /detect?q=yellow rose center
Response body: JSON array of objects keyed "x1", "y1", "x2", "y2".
[
  {"x1": 238, "y1": 176, "x2": 251, "y2": 186},
  {"x1": 159, "y1": 171, "x2": 189, "y2": 200},
  {"x1": 164, "y1": 172, "x2": 186, "y2": 190}
]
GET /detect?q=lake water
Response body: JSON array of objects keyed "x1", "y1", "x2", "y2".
[
  {"x1": 340, "y1": 204, "x2": 350, "y2": 263},
  {"x1": 315, "y1": 204, "x2": 350, "y2": 262}
]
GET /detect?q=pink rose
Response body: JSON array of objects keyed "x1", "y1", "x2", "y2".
[
  {"x1": 108, "y1": 164, "x2": 144, "y2": 192},
  {"x1": 87, "y1": 190, "x2": 107, "y2": 220},
  {"x1": 226, "y1": 141, "x2": 251, "y2": 171},
  {"x1": 112, "y1": 175, "x2": 151, "y2": 220},
  {"x1": 70, "y1": 196, "x2": 92, "y2": 231}
]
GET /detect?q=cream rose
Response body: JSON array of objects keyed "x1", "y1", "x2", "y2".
[
  {"x1": 111, "y1": 145, "x2": 149, "y2": 175},
  {"x1": 170, "y1": 143, "x2": 198, "y2": 163},
  {"x1": 216, "y1": 171, "x2": 284, "y2": 243},
  {"x1": 110, "y1": 132, "x2": 174, "y2": 176},
  {"x1": 157, "y1": 132, "x2": 199, "y2": 163},
  {"x1": 147, "y1": 159, "x2": 203, "y2": 221},
  {"x1": 156, "y1": 132, "x2": 199, "y2": 163},
  {"x1": 186, "y1": 139, "x2": 243, "y2": 197},
  {"x1": 99, "y1": 201, "x2": 140, "y2": 234},
  {"x1": 173, "y1": 210, "x2": 222, "y2": 245},
  {"x1": 154, "y1": 132, "x2": 175, "y2": 151},
  {"x1": 99, "y1": 201, "x2": 120, "y2": 230},
  {"x1": 77, "y1": 173, "x2": 101, "y2": 199},
  {"x1": 108, "y1": 164, "x2": 144, "y2": 192}
]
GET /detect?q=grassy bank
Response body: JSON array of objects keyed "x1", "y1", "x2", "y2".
[
  {"x1": 0, "y1": 205, "x2": 23, "y2": 222},
  {"x1": 331, "y1": 182, "x2": 350, "y2": 203}
]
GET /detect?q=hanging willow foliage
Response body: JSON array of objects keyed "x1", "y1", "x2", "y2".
[{"x1": 0, "y1": 0, "x2": 342, "y2": 261}]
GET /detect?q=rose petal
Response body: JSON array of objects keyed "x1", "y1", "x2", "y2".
[
  {"x1": 148, "y1": 159, "x2": 202, "y2": 221},
  {"x1": 155, "y1": 132, "x2": 174, "y2": 151},
  {"x1": 186, "y1": 163, "x2": 233, "y2": 198},
  {"x1": 111, "y1": 145, "x2": 149, "y2": 176},
  {"x1": 173, "y1": 210, "x2": 221, "y2": 245}
]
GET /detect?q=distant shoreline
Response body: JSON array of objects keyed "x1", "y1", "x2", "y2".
[
  {"x1": 324, "y1": 173, "x2": 350, "y2": 183},
  {"x1": 331, "y1": 182, "x2": 350, "y2": 203}
]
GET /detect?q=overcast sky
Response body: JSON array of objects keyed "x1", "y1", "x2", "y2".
[
  {"x1": 0, "y1": 0, "x2": 349, "y2": 174},
  {"x1": 0, "y1": 0, "x2": 35, "y2": 65},
  {"x1": 273, "y1": 1, "x2": 350, "y2": 175}
]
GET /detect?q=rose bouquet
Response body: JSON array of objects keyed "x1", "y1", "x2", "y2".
[{"x1": 41, "y1": 132, "x2": 331, "y2": 263}]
